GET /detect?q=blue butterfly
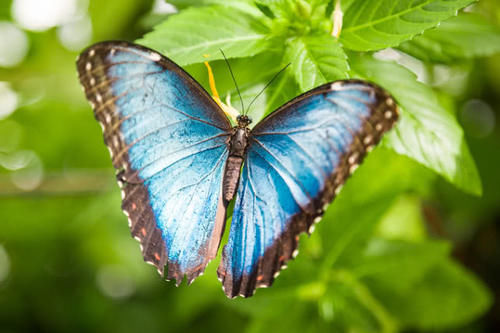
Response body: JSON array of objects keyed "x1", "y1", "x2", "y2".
[{"x1": 77, "y1": 41, "x2": 398, "y2": 298}]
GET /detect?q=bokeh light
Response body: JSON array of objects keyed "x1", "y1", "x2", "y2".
[
  {"x1": 12, "y1": 0, "x2": 79, "y2": 31},
  {"x1": 96, "y1": 265, "x2": 136, "y2": 300},
  {"x1": 0, "y1": 22, "x2": 29, "y2": 68},
  {"x1": 0, "y1": 82, "x2": 19, "y2": 120},
  {"x1": 8, "y1": 151, "x2": 44, "y2": 191},
  {"x1": 461, "y1": 99, "x2": 496, "y2": 138},
  {"x1": 58, "y1": 15, "x2": 92, "y2": 51}
]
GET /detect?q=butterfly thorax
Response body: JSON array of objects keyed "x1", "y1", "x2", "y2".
[{"x1": 223, "y1": 115, "x2": 252, "y2": 204}]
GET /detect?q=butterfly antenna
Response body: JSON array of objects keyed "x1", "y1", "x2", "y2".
[
  {"x1": 245, "y1": 63, "x2": 291, "y2": 115},
  {"x1": 220, "y1": 49, "x2": 245, "y2": 114}
]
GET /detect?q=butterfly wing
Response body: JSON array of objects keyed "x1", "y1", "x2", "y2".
[
  {"x1": 218, "y1": 80, "x2": 398, "y2": 297},
  {"x1": 77, "y1": 41, "x2": 232, "y2": 284}
]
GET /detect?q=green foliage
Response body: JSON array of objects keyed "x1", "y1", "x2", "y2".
[
  {"x1": 138, "y1": 0, "x2": 489, "y2": 196},
  {"x1": 350, "y1": 55, "x2": 482, "y2": 195},
  {"x1": 399, "y1": 13, "x2": 500, "y2": 63},
  {"x1": 136, "y1": 0, "x2": 499, "y2": 330},
  {"x1": 1, "y1": 0, "x2": 500, "y2": 332},
  {"x1": 340, "y1": 0, "x2": 476, "y2": 51}
]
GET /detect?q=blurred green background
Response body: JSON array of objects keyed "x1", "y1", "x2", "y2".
[{"x1": 1, "y1": 0, "x2": 500, "y2": 332}]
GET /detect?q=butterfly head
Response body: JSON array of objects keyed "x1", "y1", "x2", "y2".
[{"x1": 236, "y1": 115, "x2": 252, "y2": 128}]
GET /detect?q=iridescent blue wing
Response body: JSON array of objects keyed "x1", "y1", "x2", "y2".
[
  {"x1": 77, "y1": 41, "x2": 232, "y2": 284},
  {"x1": 218, "y1": 80, "x2": 398, "y2": 297}
]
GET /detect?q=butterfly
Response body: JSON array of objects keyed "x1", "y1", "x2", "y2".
[{"x1": 76, "y1": 41, "x2": 398, "y2": 298}]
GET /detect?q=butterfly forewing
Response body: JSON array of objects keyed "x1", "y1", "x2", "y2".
[
  {"x1": 77, "y1": 41, "x2": 232, "y2": 284},
  {"x1": 218, "y1": 80, "x2": 398, "y2": 298}
]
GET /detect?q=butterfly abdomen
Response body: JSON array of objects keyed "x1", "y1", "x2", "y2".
[
  {"x1": 223, "y1": 127, "x2": 249, "y2": 203},
  {"x1": 223, "y1": 156, "x2": 244, "y2": 202}
]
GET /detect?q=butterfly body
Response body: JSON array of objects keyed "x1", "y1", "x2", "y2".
[
  {"x1": 76, "y1": 41, "x2": 398, "y2": 298},
  {"x1": 223, "y1": 115, "x2": 252, "y2": 203}
]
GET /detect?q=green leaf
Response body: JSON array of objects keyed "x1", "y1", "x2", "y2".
[
  {"x1": 350, "y1": 55, "x2": 482, "y2": 195},
  {"x1": 285, "y1": 35, "x2": 349, "y2": 92},
  {"x1": 373, "y1": 259, "x2": 492, "y2": 330},
  {"x1": 398, "y1": 13, "x2": 500, "y2": 63},
  {"x1": 340, "y1": 0, "x2": 476, "y2": 51},
  {"x1": 137, "y1": 6, "x2": 271, "y2": 65},
  {"x1": 169, "y1": 0, "x2": 263, "y2": 16},
  {"x1": 352, "y1": 239, "x2": 451, "y2": 292}
]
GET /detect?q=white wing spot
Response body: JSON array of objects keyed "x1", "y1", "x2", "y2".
[
  {"x1": 363, "y1": 135, "x2": 373, "y2": 145},
  {"x1": 366, "y1": 145, "x2": 374, "y2": 152},
  {"x1": 273, "y1": 271, "x2": 280, "y2": 278},
  {"x1": 314, "y1": 216, "x2": 322, "y2": 223},
  {"x1": 90, "y1": 101, "x2": 96, "y2": 109},
  {"x1": 104, "y1": 113, "x2": 111, "y2": 124},
  {"x1": 348, "y1": 152, "x2": 358, "y2": 164},
  {"x1": 386, "y1": 98, "x2": 394, "y2": 106},
  {"x1": 89, "y1": 49, "x2": 95, "y2": 57},
  {"x1": 322, "y1": 203, "x2": 330, "y2": 211},
  {"x1": 90, "y1": 77, "x2": 96, "y2": 86},
  {"x1": 110, "y1": 48, "x2": 116, "y2": 56},
  {"x1": 96, "y1": 93, "x2": 102, "y2": 103},
  {"x1": 384, "y1": 111, "x2": 392, "y2": 119},
  {"x1": 375, "y1": 123, "x2": 383, "y2": 131},
  {"x1": 308, "y1": 224, "x2": 316, "y2": 234},
  {"x1": 148, "y1": 52, "x2": 162, "y2": 61},
  {"x1": 85, "y1": 62, "x2": 92, "y2": 71},
  {"x1": 113, "y1": 136, "x2": 120, "y2": 148},
  {"x1": 292, "y1": 249, "x2": 299, "y2": 258},
  {"x1": 330, "y1": 82, "x2": 343, "y2": 90}
]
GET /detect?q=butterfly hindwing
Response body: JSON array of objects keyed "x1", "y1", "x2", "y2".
[
  {"x1": 218, "y1": 80, "x2": 398, "y2": 297},
  {"x1": 77, "y1": 41, "x2": 232, "y2": 284}
]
